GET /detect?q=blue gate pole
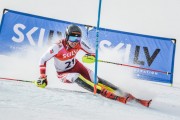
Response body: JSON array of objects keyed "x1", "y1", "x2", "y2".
[{"x1": 94, "y1": 0, "x2": 102, "y2": 94}]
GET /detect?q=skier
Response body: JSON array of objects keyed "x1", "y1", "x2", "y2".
[{"x1": 35, "y1": 24, "x2": 151, "y2": 107}]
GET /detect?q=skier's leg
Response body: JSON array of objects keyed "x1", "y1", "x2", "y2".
[
  {"x1": 57, "y1": 60, "x2": 129, "y2": 103},
  {"x1": 98, "y1": 77, "x2": 129, "y2": 97},
  {"x1": 98, "y1": 77, "x2": 118, "y2": 90},
  {"x1": 57, "y1": 72, "x2": 80, "y2": 83},
  {"x1": 75, "y1": 75, "x2": 128, "y2": 104},
  {"x1": 74, "y1": 75, "x2": 101, "y2": 93}
]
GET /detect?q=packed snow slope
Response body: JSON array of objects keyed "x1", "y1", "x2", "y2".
[
  {"x1": 0, "y1": 79, "x2": 180, "y2": 120},
  {"x1": 0, "y1": 48, "x2": 180, "y2": 120}
]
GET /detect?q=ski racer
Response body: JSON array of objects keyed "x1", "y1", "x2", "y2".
[{"x1": 35, "y1": 24, "x2": 151, "y2": 107}]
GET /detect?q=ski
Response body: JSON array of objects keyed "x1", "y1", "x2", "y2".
[
  {"x1": 126, "y1": 94, "x2": 152, "y2": 107},
  {"x1": 115, "y1": 96, "x2": 129, "y2": 104},
  {"x1": 135, "y1": 99, "x2": 152, "y2": 107}
]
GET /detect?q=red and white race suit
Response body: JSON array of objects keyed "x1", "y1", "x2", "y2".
[{"x1": 39, "y1": 39, "x2": 96, "y2": 83}]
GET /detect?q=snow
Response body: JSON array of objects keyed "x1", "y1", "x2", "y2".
[
  {"x1": 0, "y1": 79, "x2": 180, "y2": 120},
  {"x1": 0, "y1": 50, "x2": 180, "y2": 120}
]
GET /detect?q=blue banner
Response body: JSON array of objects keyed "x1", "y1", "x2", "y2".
[
  {"x1": 0, "y1": 9, "x2": 176, "y2": 84},
  {"x1": 0, "y1": 9, "x2": 88, "y2": 54},
  {"x1": 88, "y1": 28, "x2": 176, "y2": 84}
]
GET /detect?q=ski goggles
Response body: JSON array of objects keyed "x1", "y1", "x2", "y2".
[{"x1": 68, "y1": 36, "x2": 81, "y2": 42}]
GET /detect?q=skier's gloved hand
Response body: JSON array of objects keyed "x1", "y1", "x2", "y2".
[
  {"x1": 82, "y1": 53, "x2": 95, "y2": 63},
  {"x1": 35, "y1": 74, "x2": 48, "y2": 88}
]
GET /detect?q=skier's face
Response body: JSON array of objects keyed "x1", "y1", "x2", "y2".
[
  {"x1": 67, "y1": 36, "x2": 81, "y2": 48},
  {"x1": 68, "y1": 36, "x2": 81, "y2": 42},
  {"x1": 67, "y1": 40, "x2": 79, "y2": 48}
]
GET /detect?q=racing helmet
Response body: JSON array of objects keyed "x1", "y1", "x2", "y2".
[{"x1": 65, "y1": 24, "x2": 82, "y2": 42}]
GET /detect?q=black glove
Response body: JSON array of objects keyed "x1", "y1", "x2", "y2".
[{"x1": 35, "y1": 75, "x2": 48, "y2": 88}]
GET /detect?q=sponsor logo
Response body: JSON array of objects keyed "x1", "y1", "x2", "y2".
[
  {"x1": 99, "y1": 40, "x2": 160, "y2": 67},
  {"x1": 11, "y1": 23, "x2": 62, "y2": 47},
  {"x1": 62, "y1": 50, "x2": 78, "y2": 59}
]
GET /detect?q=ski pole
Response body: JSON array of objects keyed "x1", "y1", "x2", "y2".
[
  {"x1": 0, "y1": 77, "x2": 34, "y2": 83},
  {"x1": 98, "y1": 60, "x2": 171, "y2": 75}
]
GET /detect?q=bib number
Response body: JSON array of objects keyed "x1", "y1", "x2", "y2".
[{"x1": 65, "y1": 59, "x2": 75, "y2": 69}]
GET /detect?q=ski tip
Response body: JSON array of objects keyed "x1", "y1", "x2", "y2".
[
  {"x1": 142, "y1": 99, "x2": 152, "y2": 107},
  {"x1": 147, "y1": 99, "x2": 152, "y2": 107},
  {"x1": 137, "y1": 99, "x2": 152, "y2": 107}
]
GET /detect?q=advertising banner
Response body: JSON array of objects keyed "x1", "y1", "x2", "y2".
[{"x1": 0, "y1": 9, "x2": 176, "y2": 84}]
